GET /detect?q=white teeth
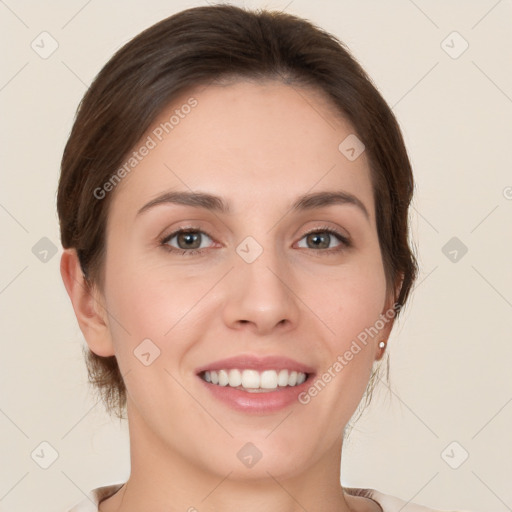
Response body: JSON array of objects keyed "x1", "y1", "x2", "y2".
[
  {"x1": 241, "y1": 369, "x2": 260, "y2": 389},
  {"x1": 260, "y1": 370, "x2": 277, "y2": 389},
  {"x1": 228, "y1": 369, "x2": 242, "y2": 387},
  {"x1": 201, "y1": 369, "x2": 308, "y2": 390},
  {"x1": 277, "y1": 369, "x2": 289, "y2": 387},
  {"x1": 218, "y1": 369, "x2": 229, "y2": 386}
]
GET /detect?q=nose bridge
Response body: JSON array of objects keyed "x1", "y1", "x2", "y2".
[{"x1": 223, "y1": 233, "x2": 299, "y2": 332}]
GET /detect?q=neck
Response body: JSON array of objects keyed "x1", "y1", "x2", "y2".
[{"x1": 99, "y1": 414, "x2": 358, "y2": 512}]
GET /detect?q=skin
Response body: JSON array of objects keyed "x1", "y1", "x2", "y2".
[{"x1": 61, "y1": 80, "x2": 400, "y2": 512}]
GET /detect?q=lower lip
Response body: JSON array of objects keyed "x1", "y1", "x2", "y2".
[{"x1": 198, "y1": 375, "x2": 313, "y2": 414}]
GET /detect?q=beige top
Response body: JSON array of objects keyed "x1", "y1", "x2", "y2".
[{"x1": 66, "y1": 483, "x2": 472, "y2": 511}]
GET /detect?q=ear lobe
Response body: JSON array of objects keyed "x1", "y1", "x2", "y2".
[{"x1": 60, "y1": 248, "x2": 115, "y2": 357}]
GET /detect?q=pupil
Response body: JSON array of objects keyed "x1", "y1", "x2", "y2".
[
  {"x1": 181, "y1": 232, "x2": 199, "y2": 249},
  {"x1": 310, "y1": 233, "x2": 328, "y2": 249}
]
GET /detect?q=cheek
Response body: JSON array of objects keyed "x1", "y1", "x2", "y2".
[
  {"x1": 103, "y1": 260, "x2": 215, "y2": 359},
  {"x1": 315, "y1": 253, "x2": 388, "y2": 345},
  {"x1": 101, "y1": 270, "x2": 205, "y2": 412},
  {"x1": 306, "y1": 250, "x2": 387, "y2": 401}
]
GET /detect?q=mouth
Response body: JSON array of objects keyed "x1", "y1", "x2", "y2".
[{"x1": 195, "y1": 354, "x2": 315, "y2": 413}]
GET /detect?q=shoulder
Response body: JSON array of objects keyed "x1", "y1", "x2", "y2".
[
  {"x1": 346, "y1": 487, "x2": 474, "y2": 512},
  {"x1": 66, "y1": 483, "x2": 125, "y2": 512},
  {"x1": 67, "y1": 483, "x2": 473, "y2": 512}
]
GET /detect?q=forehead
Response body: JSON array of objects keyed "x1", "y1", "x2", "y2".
[{"x1": 110, "y1": 79, "x2": 374, "y2": 220}]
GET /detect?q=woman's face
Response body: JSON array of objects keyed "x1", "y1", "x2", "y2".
[{"x1": 96, "y1": 80, "x2": 395, "y2": 480}]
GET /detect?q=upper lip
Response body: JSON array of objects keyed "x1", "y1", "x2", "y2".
[{"x1": 195, "y1": 354, "x2": 316, "y2": 375}]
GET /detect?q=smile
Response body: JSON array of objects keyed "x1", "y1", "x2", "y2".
[{"x1": 195, "y1": 354, "x2": 315, "y2": 413}]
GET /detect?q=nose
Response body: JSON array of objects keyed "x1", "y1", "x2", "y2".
[{"x1": 222, "y1": 244, "x2": 300, "y2": 335}]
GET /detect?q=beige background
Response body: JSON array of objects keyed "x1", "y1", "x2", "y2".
[{"x1": 1, "y1": 1, "x2": 511, "y2": 511}]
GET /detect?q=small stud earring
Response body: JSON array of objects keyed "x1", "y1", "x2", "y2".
[{"x1": 378, "y1": 341, "x2": 386, "y2": 349}]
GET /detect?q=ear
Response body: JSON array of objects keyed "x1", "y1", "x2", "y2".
[
  {"x1": 375, "y1": 273, "x2": 404, "y2": 360},
  {"x1": 60, "y1": 248, "x2": 115, "y2": 357}
]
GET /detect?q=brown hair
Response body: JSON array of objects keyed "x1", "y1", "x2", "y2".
[{"x1": 57, "y1": 4, "x2": 418, "y2": 420}]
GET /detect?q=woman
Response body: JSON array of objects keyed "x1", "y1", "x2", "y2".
[{"x1": 58, "y1": 5, "x2": 469, "y2": 511}]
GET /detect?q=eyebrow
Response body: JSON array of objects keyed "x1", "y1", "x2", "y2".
[{"x1": 136, "y1": 190, "x2": 370, "y2": 221}]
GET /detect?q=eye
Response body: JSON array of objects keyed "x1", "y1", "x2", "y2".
[
  {"x1": 159, "y1": 225, "x2": 351, "y2": 256},
  {"x1": 296, "y1": 227, "x2": 351, "y2": 252},
  {"x1": 160, "y1": 228, "x2": 215, "y2": 255}
]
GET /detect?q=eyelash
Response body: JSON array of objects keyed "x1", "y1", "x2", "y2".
[{"x1": 159, "y1": 225, "x2": 351, "y2": 256}]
